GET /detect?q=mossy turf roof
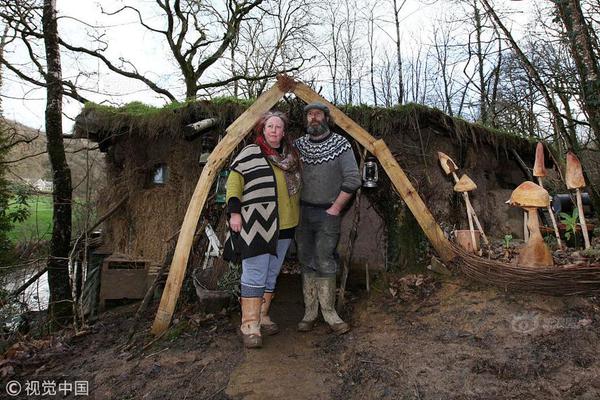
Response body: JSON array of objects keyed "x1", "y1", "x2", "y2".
[{"x1": 74, "y1": 97, "x2": 535, "y2": 156}]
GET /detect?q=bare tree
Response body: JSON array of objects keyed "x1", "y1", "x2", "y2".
[
  {"x1": 339, "y1": 0, "x2": 362, "y2": 105},
  {"x1": 480, "y1": 0, "x2": 569, "y2": 143},
  {"x1": 377, "y1": 49, "x2": 397, "y2": 107},
  {"x1": 447, "y1": 0, "x2": 502, "y2": 123},
  {"x1": 481, "y1": 0, "x2": 600, "y2": 215},
  {"x1": 98, "y1": 0, "x2": 268, "y2": 100},
  {"x1": 405, "y1": 43, "x2": 431, "y2": 104},
  {"x1": 228, "y1": 0, "x2": 315, "y2": 98},
  {"x1": 0, "y1": 0, "x2": 292, "y2": 101},
  {"x1": 431, "y1": 20, "x2": 459, "y2": 115},
  {"x1": 43, "y1": 0, "x2": 73, "y2": 328},
  {"x1": 472, "y1": 0, "x2": 489, "y2": 122},
  {"x1": 494, "y1": 50, "x2": 544, "y2": 137},
  {"x1": 554, "y1": 0, "x2": 600, "y2": 145},
  {"x1": 0, "y1": 0, "x2": 89, "y2": 104},
  {"x1": 391, "y1": 0, "x2": 407, "y2": 105},
  {"x1": 311, "y1": 1, "x2": 343, "y2": 104},
  {"x1": 362, "y1": 0, "x2": 381, "y2": 106}
]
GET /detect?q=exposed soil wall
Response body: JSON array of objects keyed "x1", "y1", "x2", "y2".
[{"x1": 77, "y1": 100, "x2": 537, "y2": 269}]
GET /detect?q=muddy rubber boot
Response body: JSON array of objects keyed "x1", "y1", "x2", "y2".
[
  {"x1": 316, "y1": 276, "x2": 350, "y2": 335},
  {"x1": 298, "y1": 273, "x2": 319, "y2": 332},
  {"x1": 260, "y1": 292, "x2": 280, "y2": 336},
  {"x1": 240, "y1": 297, "x2": 262, "y2": 348}
]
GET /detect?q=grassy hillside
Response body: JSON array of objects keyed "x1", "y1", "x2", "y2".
[
  {"x1": 8, "y1": 194, "x2": 53, "y2": 243},
  {"x1": 3, "y1": 120, "x2": 105, "y2": 244},
  {"x1": 3, "y1": 119, "x2": 105, "y2": 198}
]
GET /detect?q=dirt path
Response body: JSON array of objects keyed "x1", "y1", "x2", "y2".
[
  {"x1": 225, "y1": 274, "x2": 344, "y2": 400},
  {"x1": 9, "y1": 270, "x2": 600, "y2": 399}
]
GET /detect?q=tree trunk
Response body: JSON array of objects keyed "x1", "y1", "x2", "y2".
[
  {"x1": 480, "y1": 0, "x2": 568, "y2": 141},
  {"x1": 488, "y1": 35, "x2": 502, "y2": 127},
  {"x1": 555, "y1": 0, "x2": 600, "y2": 144},
  {"x1": 393, "y1": 0, "x2": 405, "y2": 105},
  {"x1": 368, "y1": 12, "x2": 377, "y2": 106},
  {"x1": 555, "y1": 0, "x2": 600, "y2": 216},
  {"x1": 330, "y1": 16, "x2": 339, "y2": 104},
  {"x1": 43, "y1": 0, "x2": 73, "y2": 329},
  {"x1": 231, "y1": 43, "x2": 238, "y2": 98},
  {"x1": 473, "y1": 0, "x2": 488, "y2": 123}
]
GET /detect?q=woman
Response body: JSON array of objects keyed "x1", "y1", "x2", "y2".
[{"x1": 225, "y1": 111, "x2": 301, "y2": 348}]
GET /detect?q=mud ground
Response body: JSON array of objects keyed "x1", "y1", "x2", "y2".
[{"x1": 5, "y1": 271, "x2": 600, "y2": 399}]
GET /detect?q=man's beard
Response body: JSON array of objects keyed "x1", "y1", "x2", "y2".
[{"x1": 307, "y1": 121, "x2": 329, "y2": 137}]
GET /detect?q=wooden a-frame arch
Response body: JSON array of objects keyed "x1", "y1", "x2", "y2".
[{"x1": 151, "y1": 75, "x2": 456, "y2": 336}]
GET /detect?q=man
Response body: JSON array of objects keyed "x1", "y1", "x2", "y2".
[{"x1": 294, "y1": 102, "x2": 361, "y2": 335}]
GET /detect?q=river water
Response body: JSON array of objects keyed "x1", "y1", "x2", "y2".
[{"x1": 4, "y1": 266, "x2": 50, "y2": 311}]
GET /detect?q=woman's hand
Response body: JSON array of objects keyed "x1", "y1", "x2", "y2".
[{"x1": 229, "y1": 213, "x2": 242, "y2": 232}]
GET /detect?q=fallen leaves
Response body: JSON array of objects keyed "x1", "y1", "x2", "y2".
[
  {"x1": 388, "y1": 274, "x2": 439, "y2": 302},
  {"x1": 0, "y1": 337, "x2": 68, "y2": 378}
]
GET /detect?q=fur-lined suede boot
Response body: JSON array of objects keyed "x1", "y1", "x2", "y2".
[
  {"x1": 240, "y1": 297, "x2": 262, "y2": 348},
  {"x1": 260, "y1": 292, "x2": 280, "y2": 335}
]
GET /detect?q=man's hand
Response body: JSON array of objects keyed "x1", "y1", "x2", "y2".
[
  {"x1": 229, "y1": 213, "x2": 242, "y2": 232},
  {"x1": 326, "y1": 191, "x2": 353, "y2": 216},
  {"x1": 325, "y1": 204, "x2": 342, "y2": 216}
]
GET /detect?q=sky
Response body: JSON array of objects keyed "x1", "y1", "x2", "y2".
[{"x1": 1, "y1": 0, "x2": 534, "y2": 132}]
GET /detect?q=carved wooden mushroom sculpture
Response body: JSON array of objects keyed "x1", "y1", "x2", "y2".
[
  {"x1": 454, "y1": 174, "x2": 478, "y2": 251},
  {"x1": 437, "y1": 152, "x2": 489, "y2": 245},
  {"x1": 508, "y1": 181, "x2": 554, "y2": 268},
  {"x1": 437, "y1": 151, "x2": 458, "y2": 175},
  {"x1": 533, "y1": 143, "x2": 562, "y2": 250},
  {"x1": 566, "y1": 151, "x2": 590, "y2": 249}
]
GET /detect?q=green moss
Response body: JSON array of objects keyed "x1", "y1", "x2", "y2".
[
  {"x1": 82, "y1": 100, "x2": 196, "y2": 117},
  {"x1": 79, "y1": 97, "x2": 536, "y2": 158},
  {"x1": 581, "y1": 247, "x2": 600, "y2": 261},
  {"x1": 210, "y1": 96, "x2": 256, "y2": 108},
  {"x1": 83, "y1": 97, "x2": 256, "y2": 116},
  {"x1": 164, "y1": 320, "x2": 190, "y2": 341},
  {"x1": 384, "y1": 201, "x2": 428, "y2": 272},
  {"x1": 338, "y1": 101, "x2": 533, "y2": 152},
  {"x1": 394, "y1": 102, "x2": 439, "y2": 115}
]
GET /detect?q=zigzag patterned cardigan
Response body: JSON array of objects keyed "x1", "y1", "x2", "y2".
[{"x1": 227, "y1": 144, "x2": 279, "y2": 260}]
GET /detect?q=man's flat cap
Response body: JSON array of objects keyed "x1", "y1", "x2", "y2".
[{"x1": 303, "y1": 102, "x2": 330, "y2": 115}]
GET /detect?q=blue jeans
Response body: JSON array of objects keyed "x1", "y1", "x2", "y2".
[
  {"x1": 240, "y1": 239, "x2": 292, "y2": 298},
  {"x1": 295, "y1": 205, "x2": 341, "y2": 277}
]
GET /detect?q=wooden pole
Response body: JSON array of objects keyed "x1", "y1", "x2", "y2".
[
  {"x1": 450, "y1": 172, "x2": 489, "y2": 245},
  {"x1": 537, "y1": 177, "x2": 563, "y2": 250},
  {"x1": 465, "y1": 201, "x2": 477, "y2": 252},
  {"x1": 576, "y1": 188, "x2": 591, "y2": 249},
  {"x1": 151, "y1": 84, "x2": 286, "y2": 336}
]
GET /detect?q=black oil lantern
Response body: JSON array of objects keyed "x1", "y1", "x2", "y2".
[
  {"x1": 362, "y1": 156, "x2": 378, "y2": 188},
  {"x1": 215, "y1": 169, "x2": 229, "y2": 204}
]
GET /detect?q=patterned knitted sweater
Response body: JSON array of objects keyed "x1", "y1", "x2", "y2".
[{"x1": 294, "y1": 132, "x2": 361, "y2": 207}]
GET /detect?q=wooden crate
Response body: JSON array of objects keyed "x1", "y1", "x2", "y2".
[{"x1": 99, "y1": 256, "x2": 149, "y2": 310}]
